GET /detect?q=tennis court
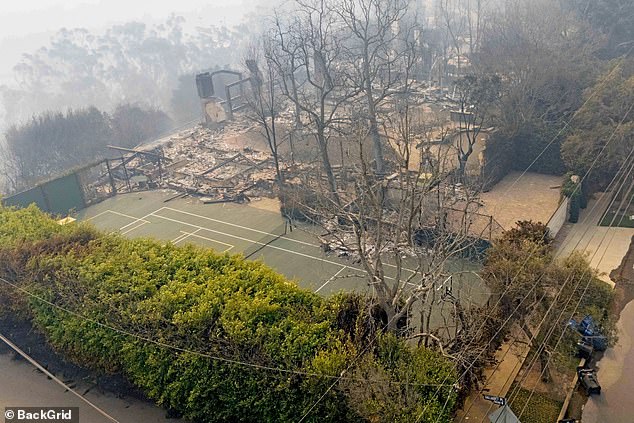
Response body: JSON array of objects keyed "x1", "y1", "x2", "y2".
[{"x1": 77, "y1": 190, "x2": 489, "y2": 310}]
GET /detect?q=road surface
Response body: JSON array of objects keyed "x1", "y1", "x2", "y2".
[
  {"x1": 583, "y1": 300, "x2": 634, "y2": 423},
  {"x1": 0, "y1": 352, "x2": 179, "y2": 423}
]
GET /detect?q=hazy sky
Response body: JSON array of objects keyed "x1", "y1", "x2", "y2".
[
  {"x1": 0, "y1": 0, "x2": 256, "y2": 80},
  {"x1": 0, "y1": 0, "x2": 251, "y2": 39}
]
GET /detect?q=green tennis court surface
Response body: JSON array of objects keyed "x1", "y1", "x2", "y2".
[{"x1": 77, "y1": 191, "x2": 489, "y2": 318}]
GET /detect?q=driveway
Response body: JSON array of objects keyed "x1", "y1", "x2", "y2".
[{"x1": 555, "y1": 191, "x2": 634, "y2": 286}]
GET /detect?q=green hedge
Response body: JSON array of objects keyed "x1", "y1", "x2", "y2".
[{"x1": 0, "y1": 204, "x2": 457, "y2": 422}]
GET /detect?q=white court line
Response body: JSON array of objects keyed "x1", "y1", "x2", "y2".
[
  {"x1": 151, "y1": 211, "x2": 381, "y2": 278},
  {"x1": 86, "y1": 209, "x2": 150, "y2": 224},
  {"x1": 178, "y1": 231, "x2": 235, "y2": 252},
  {"x1": 315, "y1": 266, "x2": 347, "y2": 293},
  {"x1": 85, "y1": 210, "x2": 111, "y2": 221},
  {"x1": 108, "y1": 210, "x2": 151, "y2": 223},
  {"x1": 85, "y1": 207, "x2": 428, "y2": 289},
  {"x1": 152, "y1": 212, "x2": 421, "y2": 284},
  {"x1": 119, "y1": 207, "x2": 166, "y2": 230},
  {"x1": 163, "y1": 206, "x2": 314, "y2": 247},
  {"x1": 120, "y1": 221, "x2": 148, "y2": 236},
  {"x1": 88, "y1": 207, "x2": 414, "y2": 286},
  {"x1": 88, "y1": 206, "x2": 418, "y2": 278},
  {"x1": 162, "y1": 206, "x2": 417, "y2": 274},
  {"x1": 172, "y1": 232, "x2": 189, "y2": 243},
  {"x1": 173, "y1": 229, "x2": 201, "y2": 244},
  {"x1": 118, "y1": 207, "x2": 169, "y2": 236}
]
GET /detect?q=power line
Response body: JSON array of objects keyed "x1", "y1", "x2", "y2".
[
  {"x1": 0, "y1": 332, "x2": 120, "y2": 423},
  {"x1": 512, "y1": 164, "x2": 634, "y2": 422},
  {"x1": 300, "y1": 40, "x2": 634, "y2": 423},
  {"x1": 185, "y1": 48, "x2": 634, "y2": 423},
  {"x1": 485, "y1": 43, "x2": 634, "y2": 219},
  {"x1": 0, "y1": 276, "x2": 452, "y2": 390},
  {"x1": 296, "y1": 269, "x2": 458, "y2": 422},
  {"x1": 463, "y1": 102, "x2": 634, "y2": 422},
  {"x1": 420, "y1": 88, "x2": 634, "y2": 423},
  {"x1": 426, "y1": 50, "x2": 634, "y2": 399},
  {"x1": 468, "y1": 94, "x2": 634, "y2": 375},
  {"x1": 5, "y1": 37, "x2": 625, "y2": 423},
  {"x1": 479, "y1": 147, "x2": 634, "y2": 422},
  {"x1": 518, "y1": 186, "x2": 634, "y2": 418}
]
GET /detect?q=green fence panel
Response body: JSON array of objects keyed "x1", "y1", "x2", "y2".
[
  {"x1": 3, "y1": 186, "x2": 49, "y2": 212},
  {"x1": 3, "y1": 172, "x2": 86, "y2": 216},
  {"x1": 42, "y1": 173, "x2": 85, "y2": 216}
]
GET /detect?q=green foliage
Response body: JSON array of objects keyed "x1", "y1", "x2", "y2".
[
  {"x1": 476, "y1": 0, "x2": 599, "y2": 180},
  {"x1": 562, "y1": 62, "x2": 634, "y2": 190},
  {"x1": 480, "y1": 131, "x2": 514, "y2": 189},
  {"x1": 0, "y1": 204, "x2": 62, "y2": 244},
  {"x1": 567, "y1": 0, "x2": 634, "y2": 58},
  {"x1": 483, "y1": 221, "x2": 552, "y2": 320},
  {"x1": 342, "y1": 333, "x2": 457, "y2": 423},
  {"x1": 484, "y1": 221, "x2": 617, "y2": 384},
  {"x1": 455, "y1": 73, "x2": 502, "y2": 112},
  {"x1": 0, "y1": 205, "x2": 457, "y2": 422},
  {"x1": 554, "y1": 252, "x2": 617, "y2": 347},
  {"x1": 501, "y1": 221, "x2": 552, "y2": 247},
  {"x1": 562, "y1": 173, "x2": 581, "y2": 199},
  {"x1": 110, "y1": 104, "x2": 172, "y2": 147},
  {"x1": 508, "y1": 387, "x2": 562, "y2": 423},
  {"x1": 510, "y1": 124, "x2": 567, "y2": 175},
  {"x1": 569, "y1": 194, "x2": 581, "y2": 223},
  {"x1": 485, "y1": 221, "x2": 614, "y2": 317},
  {"x1": 3, "y1": 104, "x2": 171, "y2": 192}
]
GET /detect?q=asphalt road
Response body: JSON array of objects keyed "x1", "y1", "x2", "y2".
[
  {"x1": 583, "y1": 300, "x2": 634, "y2": 423},
  {"x1": 0, "y1": 352, "x2": 179, "y2": 423}
]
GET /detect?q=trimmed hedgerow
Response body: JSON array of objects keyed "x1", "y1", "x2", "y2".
[{"x1": 0, "y1": 204, "x2": 456, "y2": 423}]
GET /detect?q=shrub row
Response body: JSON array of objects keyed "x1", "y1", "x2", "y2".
[{"x1": 0, "y1": 204, "x2": 457, "y2": 422}]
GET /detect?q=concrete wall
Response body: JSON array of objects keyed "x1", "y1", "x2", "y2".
[{"x1": 547, "y1": 197, "x2": 570, "y2": 238}]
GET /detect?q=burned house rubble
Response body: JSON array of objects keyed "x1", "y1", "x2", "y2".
[
  {"x1": 160, "y1": 123, "x2": 278, "y2": 203},
  {"x1": 97, "y1": 119, "x2": 289, "y2": 204},
  {"x1": 84, "y1": 70, "x2": 495, "y2": 224}
]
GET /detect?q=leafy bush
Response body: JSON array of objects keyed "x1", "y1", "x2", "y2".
[
  {"x1": 500, "y1": 221, "x2": 552, "y2": 247},
  {"x1": 0, "y1": 204, "x2": 457, "y2": 422}
]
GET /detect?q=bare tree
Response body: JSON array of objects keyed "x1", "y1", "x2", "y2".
[
  {"x1": 294, "y1": 56, "x2": 487, "y2": 337},
  {"x1": 453, "y1": 73, "x2": 500, "y2": 183},
  {"x1": 243, "y1": 43, "x2": 286, "y2": 188},
  {"x1": 439, "y1": 0, "x2": 467, "y2": 78},
  {"x1": 337, "y1": 0, "x2": 411, "y2": 175},
  {"x1": 465, "y1": 0, "x2": 487, "y2": 58},
  {"x1": 268, "y1": 0, "x2": 362, "y2": 205},
  {"x1": 0, "y1": 142, "x2": 20, "y2": 193},
  {"x1": 257, "y1": 0, "x2": 503, "y2": 394}
]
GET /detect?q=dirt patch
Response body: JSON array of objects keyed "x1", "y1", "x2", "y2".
[
  {"x1": 479, "y1": 172, "x2": 563, "y2": 231},
  {"x1": 248, "y1": 197, "x2": 282, "y2": 213},
  {"x1": 514, "y1": 357, "x2": 569, "y2": 402}
]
